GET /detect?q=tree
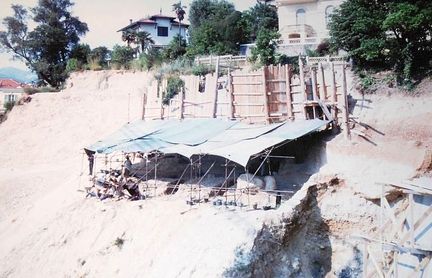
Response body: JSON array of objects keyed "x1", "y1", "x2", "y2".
[
  {"x1": 0, "y1": 0, "x2": 88, "y2": 88},
  {"x1": 172, "y1": 1, "x2": 186, "y2": 43},
  {"x1": 187, "y1": 0, "x2": 246, "y2": 56},
  {"x1": 134, "y1": 31, "x2": 154, "y2": 52},
  {"x1": 111, "y1": 45, "x2": 135, "y2": 69},
  {"x1": 163, "y1": 35, "x2": 187, "y2": 60},
  {"x1": 242, "y1": 1, "x2": 278, "y2": 42},
  {"x1": 250, "y1": 29, "x2": 280, "y2": 65},
  {"x1": 329, "y1": 0, "x2": 432, "y2": 82},
  {"x1": 70, "y1": 43, "x2": 91, "y2": 67},
  {"x1": 121, "y1": 29, "x2": 136, "y2": 47},
  {"x1": 88, "y1": 46, "x2": 111, "y2": 68}
]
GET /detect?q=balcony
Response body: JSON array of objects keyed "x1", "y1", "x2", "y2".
[{"x1": 280, "y1": 24, "x2": 317, "y2": 42}]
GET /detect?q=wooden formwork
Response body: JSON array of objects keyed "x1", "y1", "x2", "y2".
[
  {"x1": 142, "y1": 56, "x2": 351, "y2": 135},
  {"x1": 357, "y1": 181, "x2": 432, "y2": 277}
]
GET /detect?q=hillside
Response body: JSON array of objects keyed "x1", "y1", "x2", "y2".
[{"x1": 0, "y1": 70, "x2": 431, "y2": 277}]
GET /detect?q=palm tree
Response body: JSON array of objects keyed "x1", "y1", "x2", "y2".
[
  {"x1": 121, "y1": 30, "x2": 136, "y2": 47},
  {"x1": 172, "y1": 1, "x2": 186, "y2": 46},
  {"x1": 135, "y1": 31, "x2": 154, "y2": 53}
]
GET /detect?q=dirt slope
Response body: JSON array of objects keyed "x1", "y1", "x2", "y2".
[{"x1": 0, "y1": 70, "x2": 431, "y2": 277}]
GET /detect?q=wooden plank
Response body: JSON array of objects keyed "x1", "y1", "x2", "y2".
[
  {"x1": 232, "y1": 82, "x2": 262, "y2": 85},
  {"x1": 311, "y1": 67, "x2": 318, "y2": 101},
  {"x1": 285, "y1": 64, "x2": 294, "y2": 120},
  {"x1": 141, "y1": 93, "x2": 147, "y2": 120},
  {"x1": 367, "y1": 245, "x2": 385, "y2": 278},
  {"x1": 227, "y1": 69, "x2": 234, "y2": 119},
  {"x1": 262, "y1": 66, "x2": 270, "y2": 124},
  {"x1": 234, "y1": 103, "x2": 264, "y2": 106},
  {"x1": 408, "y1": 256, "x2": 431, "y2": 278},
  {"x1": 212, "y1": 56, "x2": 220, "y2": 118},
  {"x1": 318, "y1": 62, "x2": 327, "y2": 100},
  {"x1": 231, "y1": 73, "x2": 262, "y2": 77},
  {"x1": 400, "y1": 204, "x2": 432, "y2": 245},
  {"x1": 299, "y1": 57, "x2": 307, "y2": 119},
  {"x1": 232, "y1": 93, "x2": 263, "y2": 96},
  {"x1": 330, "y1": 62, "x2": 338, "y2": 125},
  {"x1": 341, "y1": 65, "x2": 350, "y2": 139},
  {"x1": 178, "y1": 87, "x2": 184, "y2": 119}
]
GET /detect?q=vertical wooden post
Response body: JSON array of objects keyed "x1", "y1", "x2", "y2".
[
  {"x1": 141, "y1": 92, "x2": 147, "y2": 120},
  {"x1": 212, "y1": 56, "x2": 220, "y2": 118},
  {"x1": 341, "y1": 65, "x2": 350, "y2": 139},
  {"x1": 178, "y1": 87, "x2": 184, "y2": 119},
  {"x1": 311, "y1": 67, "x2": 318, "y2": 101},
  {"x1": 330, "y1": 62, "x2": 338, "y2": 124},
  {"x1": 285, "y1": 64, "x2": 293, "y2": 120},
  {"x1": 262, "y1": 66, "x2": 270, "y2": 124},
  {"x1": 299, "y1": 57, "x2": 307, "y2": 119},
  {"x1": 160, "y1": 96, "x2": 164, "y2": 120},
  {"x1": 409, "y1": 193, "x2": 415, "y2": 246},
  {"x1": 318, "y1": 62, "x2": 327, "y2": 101},
  {"x1": 227, "y1": 68, "x2": 234, "y2": 119}
]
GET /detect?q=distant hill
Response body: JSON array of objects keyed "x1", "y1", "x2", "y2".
[{"x1": 0, "y1": 67, "x2": 37, "y2": 83}]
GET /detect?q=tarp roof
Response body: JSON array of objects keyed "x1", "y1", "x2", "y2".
[{"x1": 86, "y1": 118, "x2": 329, "y2": 166}]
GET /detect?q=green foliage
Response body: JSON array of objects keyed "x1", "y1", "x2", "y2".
[
  {"x1": 163, "y1": 76, "x2": 185, "y2": 105},
  {"x1": 24, "y1": 86, "x2": 58, "y2": 94},
  {"x1": 0, "y1": 1, "x2": 88, "y2": 88},
  {"x1": 329, "y1": 0, "x2": 432, "y2": 82},
  {"x1": 163, "y1": 35, "x2": 187, "y2": 61},
  {"x1": 191, "y1": 63, "x2": 214, "y2": 76},
  {"x1": 250, "y1": 29, "x2": 280, "y2": 66},
  {"x1": 187, "y1": 0, "x2": 246, "y2": 56},
  {"x1": 4, "y1": 101, "x2": 15, "y2": 112},
  {"x1": 242, "y1": 2, "x2": 278, "y2": 42},
  {"x1": 172, "y1": 2, "x2": 186, "y2": 22},
  {"x1": 358, "y1": 72, "x2": 377, "y2": 94},
  {"x1": 121, "y1": 30, "x2": 154, "y2": 53},
  {"x1": 133, "y1": 48, "x2": 164, "y2": 71},
  {"x1": 111, "y1": 45, "x2": 135, "y2": 69},
  {"x1": 66, "y1": 58, "x2": 80, "y2": 72},
  {"x1": 88, "y1": 46, "x2": 111, "y2": 69},
  {"x1": 70, "y1": 44, "x2": 91, "y2": 66}
]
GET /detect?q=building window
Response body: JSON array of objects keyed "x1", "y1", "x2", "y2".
[
  {"x1": 296, "y1": 9, "x2": 306, "y2": 25},
  {"x1": 6, "y1": 94, "x2": 17, "y2": 102},
  {"x1": 325, "y1": 6, "x2": 335, "y2": 28},
  {"x1": 157, "y1": 26, "x2": 168, "y2": 37}
]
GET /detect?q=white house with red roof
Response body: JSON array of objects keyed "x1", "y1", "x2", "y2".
[
  {"x1": 0, "y1": 78, "x2": 27, "y2": 110},
  {"x1": 118, "y1": 13, "x2": 189, "y2": 48}
]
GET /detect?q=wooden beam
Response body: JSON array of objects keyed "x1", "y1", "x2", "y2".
[
  {"x1": 318, "y1": 62, "x2": 327, "y2": 100},
  {"x1": 341, "y1": 65, "x2": 350, "y2": 139},
  {"x1": 141, "y1": 92, "x2": 147, "y2": 120},
  {"x1": 285, "y1": 64, "x2": 294, "y2": 120},
  {"x1": 299, "y1": 57, "x2": 307, "y2": 119},
  {"x1": 178, "y1": 87, "x2": 184, "y2": 119},
  {"x1": 212, "y1": 56, "x2": 220, "y2": 118},
  {"x1": 227, "y1": 69, "x2": 234, "y2": 119},
  {"x1": 330, "y1": 62, "x2": 338, "y2": 126},
  {"x1": 262, "y1": 66, "x2": 270, "y2": 124}
]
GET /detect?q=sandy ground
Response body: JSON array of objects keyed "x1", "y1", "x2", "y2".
[{"x1": 0, "y1": 70, "x2": 431, "y2": 277}]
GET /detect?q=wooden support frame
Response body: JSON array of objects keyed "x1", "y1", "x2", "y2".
[
  {"x1": 211, "y1": 56, "x2": 220, "y2": 118},
  {"x1": 262, "y1": 66, "x2": 270, "y2": 124},
  {"x1": 285, "y1": 64, "x2": 294, "y2": 120}
]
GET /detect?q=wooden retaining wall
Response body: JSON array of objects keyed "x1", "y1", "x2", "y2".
[{"x1": 142, "y1": 56, "x2": 350, "y2": 135}]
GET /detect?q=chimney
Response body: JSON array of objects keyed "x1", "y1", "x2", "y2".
[{"x1": 129, "y1": 19, "x2": 133, "y2": 24}]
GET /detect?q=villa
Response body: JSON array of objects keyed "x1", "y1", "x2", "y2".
[{"x1": 118, "y1": 13, "x2": 189, "y2": 49}]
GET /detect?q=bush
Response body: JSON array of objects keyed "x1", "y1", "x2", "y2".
[
  {"x1": 191, "y1": 63, "x2": 214, "y2": 76},
  {"x1": 4, "y1": 101, "x2": 15, "y2": 112},
  {"x1": 133, "y1": 48, "x2": 164, "y2": 71},
  {"x1": 66, "y1": 58, "x2": 82, "y2": 72},
  {"x1": 162, "y1": 76, "x2": 185, "y2": 105},
  {"x1": 24, "y1": 87, "x2": 58, "y2": 94},
  {"x1": 111, "y1": 45, "x2": 135, "y2": 70}
]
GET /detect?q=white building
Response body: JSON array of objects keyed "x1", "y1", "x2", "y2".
[
  {"x1": 118, "y1": 14, "x2": 189, "y2": 49},
  {"x1": 276, "y1": 0, "x2": 343, "y2": 56}
]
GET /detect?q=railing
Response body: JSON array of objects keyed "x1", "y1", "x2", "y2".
[
  {"x1": 195, "y1": 55, "x2": 247, "y2": 66},
  {"x1": 306, "y1": 56, "x2": 348, "y2": 65},
  {"x1": 279, "y1": 36, "x2": 320, "y2": 46}
]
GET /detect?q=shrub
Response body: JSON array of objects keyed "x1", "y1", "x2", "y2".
[
  {"x1": 4, "y1": 101, "x2": 15, "y2": 112},
  {"x1": 191, "y1": 63, "x2": 214, "y2": 76},
  {"x1": 66, "y1": 58, "x2": 81, "y2": 72},
  {"x1": 24, "y1": 87, "x2": 58, "y2": 94},
  {"x1": 133, "y1": 49, "x2": 164, "y2": 71},
  {"x1": 111, "y1": 45, "x2": 135, "y2": 70},
  {"x1": 163, "y1": 76, "x2": 185, "y2": 105}
]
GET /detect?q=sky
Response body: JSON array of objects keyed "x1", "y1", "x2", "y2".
[{"x1": 0, "y1": 0, "x2": 257, "y2": 70}]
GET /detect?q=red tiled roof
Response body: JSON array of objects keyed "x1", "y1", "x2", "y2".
[
  {"x1": 0, "y1": 79, "x2": 23, "y2": 89},
  {"x1": 150, "y1": 14, "x2": 176, "y2": 20}
]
